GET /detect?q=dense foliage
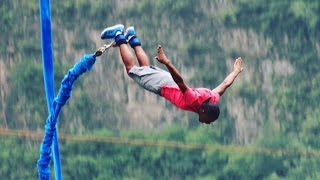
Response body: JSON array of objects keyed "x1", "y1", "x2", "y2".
[
  {"x1": 1, "y1": 0, "x2": 320, "y2": 179},
  {"x1": 1, "y1": 126, "x2": 315, "y2": 179}
]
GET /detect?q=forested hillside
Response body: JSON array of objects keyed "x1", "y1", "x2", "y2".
[{"x1": 1, "y1": 0, "x2": 320, "y2": 179}]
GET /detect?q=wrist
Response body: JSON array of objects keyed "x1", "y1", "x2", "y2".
[
  {"x1": 164, "y1": 60, "x2": 171, "y2": 65},
  {"x1": 234, "y1": 69, "x2": 242, "y2": 74}
]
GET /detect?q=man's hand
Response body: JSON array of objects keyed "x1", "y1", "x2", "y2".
[
  {"x1": 234, "y1": 57, "x2": 244, "y2": 73},
  {"x1": 155, "y1": 45, "x2": 170, "y2": 65}
]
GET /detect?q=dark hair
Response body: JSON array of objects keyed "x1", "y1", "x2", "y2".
[{"x1": 199, "y1": 103, "x2": 220, "y2": 124}]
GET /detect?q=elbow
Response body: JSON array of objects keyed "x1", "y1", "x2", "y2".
[
  {"x1": 176, "y1": 81, "x2": 185, "y2": 88},
  {"x1": 222, "y1": 81, "x2": 231, "y2": 88},
  {"x1": 178, "y1": 78, "x2": 185, "y2": 85},
  {"x1": 173, "y1": 76, "x2": 185, "y2": 85}
]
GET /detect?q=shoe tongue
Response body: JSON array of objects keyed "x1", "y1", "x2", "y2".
[
  {"x1": 127, "y1": 35, "x2": 135, "y2": 41},
  {"x1": 115, "y1": 31, "x2": 122, "y2": 36}
]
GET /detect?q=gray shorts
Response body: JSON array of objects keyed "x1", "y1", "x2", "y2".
[{"x1": 128, "y1": 66, "x2": 176, "y2": 95}]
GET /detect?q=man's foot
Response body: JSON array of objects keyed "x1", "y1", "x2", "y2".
[
  {"x1": 124, "y1": 26, "x2": 136, "y2": 41},
  {"x1": 124, "y1": 26, "x2": 141, "y2": 48},
  {"x1": 100, "y1": 24, "x2": 124, "y2": 39}
]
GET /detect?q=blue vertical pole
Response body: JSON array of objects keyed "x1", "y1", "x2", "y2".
[{"x1": 39, "y1": 0, "x2": 62, "y2": 179}]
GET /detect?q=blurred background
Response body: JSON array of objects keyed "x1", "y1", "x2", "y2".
[{"x1": 1, "y1": 0, "x2": 320, "y2": 179}]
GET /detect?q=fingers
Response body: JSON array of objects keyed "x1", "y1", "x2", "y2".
[
  {"x1": 235, "y1": 57, "x2": 243, "y2": 65},
  {"x1": 157, "y1": 45, "x2": 163, "y2": 53},
  {"x1": 234, "y1": 57, "x2": 244, "y2": 72},
  {"x1": 155, "y1": 45, "x2": 162, "y2": 61},
  {"x1": 156, "y1": 45, "x2": 167, "y2": 64}
]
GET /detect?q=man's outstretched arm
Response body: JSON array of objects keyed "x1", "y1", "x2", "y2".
[
  {"x1": 212, "y1": 57, "x2": 244, "y2": 96},
  {"x1": 155, "y1": 46, "x2": 188, "y2": 93}
]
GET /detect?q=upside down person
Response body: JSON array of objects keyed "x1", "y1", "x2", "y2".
[{"x1": 101, "y1": 24, "x2": 244, "y2": 124}]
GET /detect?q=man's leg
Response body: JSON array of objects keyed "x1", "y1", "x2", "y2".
[
  {"x1": 101, "y1": 24, "x2": 136, "y2": 73},
  {"x1": 118, "y1": 43, "x2": 136, "y2": 73},
  {"x1": 125, "y1": 27, "x2": 150, "y2": 67},
  {"x1": 133, "y1": 46, "x2": 150, "y2": 67}
]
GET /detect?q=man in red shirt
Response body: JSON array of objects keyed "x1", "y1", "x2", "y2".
[{"x1": 101, "y1": 24, "x2": 244, "y2": 124}]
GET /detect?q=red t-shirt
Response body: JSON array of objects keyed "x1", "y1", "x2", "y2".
[{"x1": 161, "y1": 85, "x2": 220, "y2": 112}]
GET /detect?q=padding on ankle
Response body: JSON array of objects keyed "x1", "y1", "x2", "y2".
[
  {"x1": 129, "y1": 37, "x2": 141, "y2": 48},
  {"x1": 115, "y1": 34, "x2": 127, "y2": 46}
]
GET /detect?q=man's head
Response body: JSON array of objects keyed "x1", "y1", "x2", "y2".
[{"x1": 198, "y1": 100, "x2": 220, "y2": 124}]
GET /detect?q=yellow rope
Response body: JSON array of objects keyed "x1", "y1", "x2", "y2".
[{"x1": 0, "y1": 128, "x2": 318, "y2": 158}]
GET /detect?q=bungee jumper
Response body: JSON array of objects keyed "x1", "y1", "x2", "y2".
[
  {"x1": 37, "y1": 18, "x2": 242, "y2": 178},
  {"x1": 100, "y1": 24, "x2": 244, "y2": 124}
]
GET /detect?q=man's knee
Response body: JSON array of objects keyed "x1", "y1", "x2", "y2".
[{"x1": 126, "y1": 65, "x2": 134, "y2": 74}]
